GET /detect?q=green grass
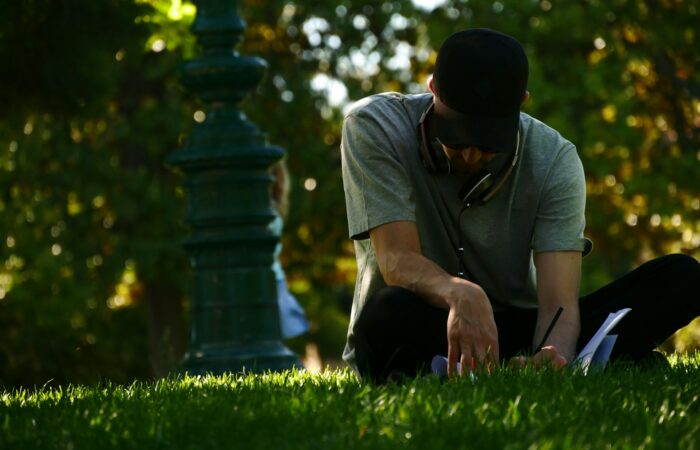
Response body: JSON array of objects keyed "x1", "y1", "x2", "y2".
[{"x1": 2, "y1": 354, "x2": 700, "y2": 450}]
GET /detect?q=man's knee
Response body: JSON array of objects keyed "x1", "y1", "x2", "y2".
[
  {"x1": 369, "y1": 285, "x2": 418, "y2": 307},
  {"x1": 666, "y1": 253, "x2": 700, "y2": 275},
  {"x1": 356, "y1": 286, "x2": 423, "y2": 326},
  {"x1": 354, "y1": 286, "x2": 446, "y2": 382},
  {"x1": 658, "y1": 254, "x2": 700, "y2": 287},
  {"x1": 653, "y1": 254, "x2": 700, "y2": 320}
]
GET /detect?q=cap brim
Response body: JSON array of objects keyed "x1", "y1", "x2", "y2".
[{"x1": 433, "y1": 100, "x2": 519, "y2": 153}]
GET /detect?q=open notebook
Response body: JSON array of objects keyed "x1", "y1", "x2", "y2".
[{"x1": 431, "y1": 308, "x2": 632, "y2": 376}]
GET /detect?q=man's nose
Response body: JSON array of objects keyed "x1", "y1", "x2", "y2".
[{"x1": 461, "y1": 147, "x2": 482, "y2": 165}]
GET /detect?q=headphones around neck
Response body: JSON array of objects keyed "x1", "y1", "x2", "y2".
[{"x1": 418, "y1": 102, "x2": 520, "y2": 207}]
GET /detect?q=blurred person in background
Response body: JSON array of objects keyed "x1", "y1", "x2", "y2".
[{"x1": 271, "y1": 159, "x2": 309, "y2": 339}]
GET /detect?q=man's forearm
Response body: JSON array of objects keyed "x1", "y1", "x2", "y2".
[
  {"x1": 534, "y1": 251, "x2": 582, "y2": 362},
  {"x1": 378, "y1": 248, "x2": 469, "y2": 310}
]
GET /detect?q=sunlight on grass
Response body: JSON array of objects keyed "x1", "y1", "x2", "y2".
[{"x1": 2, "y1": 354, "x2": 700, "y2": 449}]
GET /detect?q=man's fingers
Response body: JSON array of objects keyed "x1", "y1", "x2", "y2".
[
  {"x1": 533, "y1": 346, "x2": 568, "y2": 369},
  {"x1": 487, "y1": 318, "x2": 500, "y2": 364},
  {"x1": 509, "y1": 355, "x2": 527, "y2": 369},
  {"x1": 447, "y1": 343, "x2": 460, "y2": 377},
  {"x1": 489, "y1": 341, "x2": 500, "y2": 371},
  {"x1": 488, "y1": 338, "x2": 500, "y2": 366},
  {"x1": 477, "y1": 330, "x2": 500, "y2": 367},
  {"x1": 474, "y1": 344, "x2": 490, "y2": 369},
  {"x1": 459, "y1": 349, "x2": 474, "y2": 376},
  {"x1": 472, "y1": 339, "x2": 499, "y2": 372}
]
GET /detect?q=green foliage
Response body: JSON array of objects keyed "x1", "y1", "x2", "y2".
[
  {"x1": 0, "y1": 0, "x2": 195, "y2": 385},
  {"x1": 2, "y1": 358, "x2": 700, "y2": 449},
  {"x1": 0, "y1": 0, "x2": 150, "y2": 119},
  {"x1": 0, "y1": 0, "x2": 699, "y2": 386}
]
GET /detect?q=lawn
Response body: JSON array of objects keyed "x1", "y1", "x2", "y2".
[{"x1": 2, "y1": 354, "x2": 699, "y2": 450}]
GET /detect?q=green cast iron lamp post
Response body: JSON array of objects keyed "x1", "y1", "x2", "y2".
[{"x1": 168, "y1": 0, "x2": 300, "y2": 374}]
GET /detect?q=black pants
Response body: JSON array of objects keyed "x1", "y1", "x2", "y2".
[{"x1": 353, "y1": 254, "x2": 700, "y2": 381}]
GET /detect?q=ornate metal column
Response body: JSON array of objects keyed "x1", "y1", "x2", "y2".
[{"x1": 169, "y1": 0, "x2": 300, "y2": 374}]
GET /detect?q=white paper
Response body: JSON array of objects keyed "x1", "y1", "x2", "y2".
[
  {"x1": 590, "y1": 335, "x2": 617, "y2": 367},
  {"x1": 574, "y1": 308, "x2": 631, "y2": 374}
]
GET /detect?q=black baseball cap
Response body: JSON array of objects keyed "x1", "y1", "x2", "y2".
[{"x1": 432, "y1": 28, "x2": 528, "y2": 153}]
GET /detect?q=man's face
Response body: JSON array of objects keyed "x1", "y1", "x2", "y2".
[{"x1": 438, "y1": 141, "x2": 497, "y2": 173}]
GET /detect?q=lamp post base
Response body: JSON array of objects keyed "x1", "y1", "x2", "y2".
[{"x1": 181, "y1": 343, "x2": 302, "y2": 375}]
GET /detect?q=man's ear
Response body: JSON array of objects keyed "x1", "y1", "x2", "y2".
[
  {"x1": 428, "y1": 75, "x2": 435, "y2": 94},
  {"x1": 522, "y1": 90, "x2": 530, "y2": 103}
]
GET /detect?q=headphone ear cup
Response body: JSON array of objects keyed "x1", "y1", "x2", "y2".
[
  {"x1": 428, "y1": 139, "x2": 451, "y2": 173},
  {"x1": 418, "y1": 137, "x2": 436, "y2": 171},
  {"x1": 417, "y1": 102, "x2": 452, "y2": 174}
]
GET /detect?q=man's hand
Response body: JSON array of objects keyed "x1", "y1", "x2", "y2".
[
  {"x1": 508, "y1": 345, "x2": 568, "y2": 370},
  {"x1": 445, "y1": 282, "x2": 500, "y2": 377},
  {"x1": 368, "y1": 221, "x2": 500, "y2": 377}
]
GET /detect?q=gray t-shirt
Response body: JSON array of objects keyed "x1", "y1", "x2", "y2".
[{"x1": 340, "y1": 92, "x2": 587, "y2": 369}]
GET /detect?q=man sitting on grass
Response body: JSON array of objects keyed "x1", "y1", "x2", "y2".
[{"x1": 339, "y1": 28, "x2": 700, "y2": 382}]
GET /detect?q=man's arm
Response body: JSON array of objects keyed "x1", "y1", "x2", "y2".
[
  {"x1": 369, "y1": 220, "x2": 499, "y2": 375},
  {"x1": 533, "y1": 251, "x2": 582, "y2": 364}
]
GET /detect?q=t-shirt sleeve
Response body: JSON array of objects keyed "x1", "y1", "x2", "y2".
[
  {"x1": 532, "y1": 143, "x2": 587, "y2": 253},
  {"x1": 340, "y1": 110, "x2": 415, "y2": 240}
]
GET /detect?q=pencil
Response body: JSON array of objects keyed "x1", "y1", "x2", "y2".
[{"x1": 535, "y1": 306, "x2": 564, "y2": 353}]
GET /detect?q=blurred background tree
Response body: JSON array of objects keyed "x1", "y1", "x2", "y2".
[{"x1": 0, "y1": 0, "x2": 698, "y2": 386}]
